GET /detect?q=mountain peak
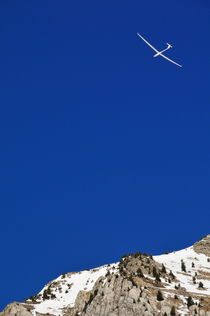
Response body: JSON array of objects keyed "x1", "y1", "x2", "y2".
[{"x1": 1, "y1": 236, "x2": 210, "y2": 316}]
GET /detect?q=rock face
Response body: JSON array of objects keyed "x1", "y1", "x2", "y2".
[
  {"x1": 193, "y1": 235, "x2": 210, "y2": 257},
  {"x1": 1, "y1": 236, "x2": 210, "y2": 316},
  {"x1": 0, "y1": 303, "x2": 33, "y2": 316},
  {"x1": 65, "y1": 254, "x2": 169, "y2": 316},
  {"x1": 66, "y1": 273, "x2": 179, "y2": 316}
]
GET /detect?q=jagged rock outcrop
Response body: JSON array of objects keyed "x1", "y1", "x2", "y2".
[
  {"x1": 65, "y1": 274, "x2": 180, "y2": 316},
  {"x1": 0, "y1": 303, "x2": 33, "y2": 316},
  {"x1": 193, "y1": 235, "x2": 210, "y2": 257}
]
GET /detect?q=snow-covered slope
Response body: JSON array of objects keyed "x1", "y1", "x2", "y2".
[
  {"x1": 154, "y1": 246, "x2": 210, "y2": 296},
  {"x1": 26, "y1": 263, "x2": 118, "y2": 316}
]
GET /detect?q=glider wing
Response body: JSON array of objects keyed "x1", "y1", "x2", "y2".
[
  {"x1": 159, "y1": 53, "x2": 182, "y2": 67},
  {"x1": 137, "y1": 33, "x2": 159, "y2": 54}
]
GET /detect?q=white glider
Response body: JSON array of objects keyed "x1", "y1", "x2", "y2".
[{"x1": 137, "y1": 33, "x2": 182, "y2": 68}]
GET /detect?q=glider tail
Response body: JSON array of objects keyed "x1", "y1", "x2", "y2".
[{"x1": 153, "y1": 44, "x2": 172, "y2": 57}]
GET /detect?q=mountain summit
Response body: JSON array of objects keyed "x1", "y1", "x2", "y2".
[{"x1": 1, "y1": 235, "x2": 210, "y2": 316}]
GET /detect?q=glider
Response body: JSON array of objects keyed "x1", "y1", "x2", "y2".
[{"x1": 137, "y1": 33, "x2": 182, "y2": 68}]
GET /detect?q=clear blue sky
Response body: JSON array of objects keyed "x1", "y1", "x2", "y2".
[{"x1": 0, "y1": 0, "x2": 209, "y2": 310}]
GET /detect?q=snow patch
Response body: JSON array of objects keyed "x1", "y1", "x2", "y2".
[{"x1": 32, "y1": 263, "x2": 118, "y2": 316}]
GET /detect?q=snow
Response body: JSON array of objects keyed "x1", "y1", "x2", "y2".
[
  {"x1": 32, "y1": 263, "x2": 118, "y2": 316},
  {"x1": 154, "y1": 247, "x2": 210, "y2": 296}
]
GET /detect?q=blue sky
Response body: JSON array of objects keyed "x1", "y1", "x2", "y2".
[{"x1": 0, "y1": 0, "x2": 210, "y2": 310}]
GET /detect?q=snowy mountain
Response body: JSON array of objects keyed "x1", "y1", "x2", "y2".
[{"x1": 1, "y1": 235, "x2": 210, "y2": 316}]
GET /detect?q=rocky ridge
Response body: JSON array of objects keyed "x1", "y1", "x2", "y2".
[
  {"x1": 1, "y1": 235, "x2": 210, "y2": 316},
  {"x1": 193, "y1": 235, "x2": 210, "y2": 257}
]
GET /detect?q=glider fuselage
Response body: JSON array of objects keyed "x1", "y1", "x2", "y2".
[{"x1": 153, "y1": 45, "x2": 172, "y2": 58}]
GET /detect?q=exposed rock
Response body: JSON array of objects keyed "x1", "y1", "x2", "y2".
[
  {"x1": 193, "y1": 235, "x2": 210, "y2": 257},
  {"x1": 0, "y1": 303, "x2": 33, "y2": 316}
]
